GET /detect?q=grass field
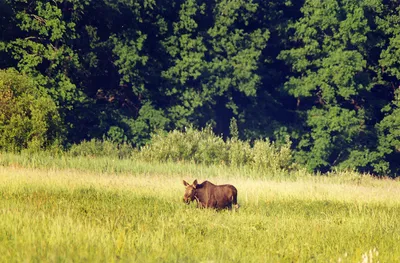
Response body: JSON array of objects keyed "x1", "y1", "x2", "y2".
[{"x1": 1, "y1": 156, "x2": 400, "y2": 262}]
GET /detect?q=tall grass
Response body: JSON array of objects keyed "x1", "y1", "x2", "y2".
[
  {"x1": 0, "y1": 151, "x2": 299, "y2": 180},
  {"x1": 0, "y1": 165, "x2": 399, "y2": 262}
]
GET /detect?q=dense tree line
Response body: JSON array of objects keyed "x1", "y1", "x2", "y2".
[{"x1": 1, "y1": 0, "x2": 400, "y2": 175}]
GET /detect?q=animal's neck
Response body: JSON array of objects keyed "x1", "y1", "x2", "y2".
[{"x1": 194, "y1": 189, "x2": 205, "y2": 202}]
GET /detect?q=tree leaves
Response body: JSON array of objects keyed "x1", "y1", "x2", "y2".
[{"x1": 2, "y1": 0, "x2": 400, "y2": 175}]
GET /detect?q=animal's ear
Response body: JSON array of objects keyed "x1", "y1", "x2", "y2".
[
  {"x1": 183, "y1": 180, "x2": 189, "y2": 187},
  {"x1": 193, "y1": 179, "x2": 198, "y2": 188}
]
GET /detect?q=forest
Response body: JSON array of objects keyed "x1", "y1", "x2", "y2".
[{"x1": 1, "y1": 0, "x2": 400, "y2": 176}]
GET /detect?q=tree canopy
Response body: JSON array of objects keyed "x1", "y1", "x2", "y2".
[{"x1": 1, "y1": 0, "x2": 400, "y2": 175}]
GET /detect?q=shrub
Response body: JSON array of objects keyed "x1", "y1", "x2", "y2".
[
  {"x1": 227, "y1": 139, "x2": 252, "y2": 167},
  {"x1": 251, "y1": 137, "x2": 293, "y2": 172},
  {"x1": 0, "y1": 69, "x2": 64, "y2": 152},
  {"x1": 139, "y1": 126, "x2": 228, "y2": 164},
  {"x1": 195, "y1": 129, "x2": 228, "y2": 165},
  {"x1": 139, "y1": 126, "x2": 294, "y2": 172}
]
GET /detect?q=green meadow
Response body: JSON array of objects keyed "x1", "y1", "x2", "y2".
[{"x1": 1, "y1": 154, "x2": 400, "y2": 262}]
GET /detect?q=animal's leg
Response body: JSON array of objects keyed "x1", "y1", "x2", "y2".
[
  {"x1": 207, "y1": 199, "x2": 217, "y2": 208},
  {"x1": 232, "y1": 195, "x2": 240, "y2": 209}
]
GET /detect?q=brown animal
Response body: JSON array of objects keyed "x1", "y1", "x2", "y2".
[{"x1": 182, "y1": 179, "x2": 239, "y2": 209}]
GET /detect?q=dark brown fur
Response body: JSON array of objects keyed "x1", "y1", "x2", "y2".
[{"x1": 183, "y1": 179, "x2": 239, "y2": 209}]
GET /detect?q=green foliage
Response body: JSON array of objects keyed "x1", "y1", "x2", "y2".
[
  {"x1": 377, "y1": 2, "x2": 400, "y2": 79},
  {"x1": 128, "y1": 102, "x2": 170, "y2": 146},
  {"x1": 106, "y1": 126, "x2": 128, "y2": 144},
  {"x1": 227, "y1": 138, "x2": 252, "y2": 167},
  {"x1": 68, "y1": 139, "x2": 133, "y2": 159},
  {"x1": 0, "y1": 69, "x2": 64, "y2": 152},
  {"x1": 374, "y1": 89, "x2": 400, "y2": 175},
  {"x1": 1, "y1": 0, "x2": 92, "y2": 144},
  {"x1": 2, "y1": 0, "x2": 400, "y2": 175},
  {"x1": 229, "y1": 117, "x2": 239, "y2": 140},
  {"x1": 139, "y1": 127, "x2": 294, "y2": 173},
  {"x1": 162, "y1": 0, "x2": 270, "y2": 132},
  {"x1": 278, "y1": 0, "x2": 396, "y2": 173},
  {"x1": 251, "y1": 137, "x2": 293, "y2": 172},
  {"x1": 139, "y1": 126, "x2": 228, "y2": 165}
]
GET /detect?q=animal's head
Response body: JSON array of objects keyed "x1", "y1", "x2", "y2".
[{"x1": 183, "y1": 179, "x2": 198, "y2": 204}]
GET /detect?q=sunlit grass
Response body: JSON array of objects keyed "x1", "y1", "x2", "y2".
[
  {"x1": 0, "y1": 151, "x2": 305, "y2": 180},
  {"x1": 1, "y1": 157, "x2": 400, "y2": 262}
]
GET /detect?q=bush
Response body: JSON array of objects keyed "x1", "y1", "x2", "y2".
[
  {"x1": 227, "y1": 139, "x2": 252, "y2": 167},
  {"x1": 251, "y1": 137, "x2": 293, "y2": 172},
  {"x1": 0, "y1": 69, "x2": 64, "y2": 152},
  {"x1": 139, "y1": 127, "x2": 295, "y2": 172},
  {"x1": 139, "y1": 126, "x2": 228, "y2": 164}
]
